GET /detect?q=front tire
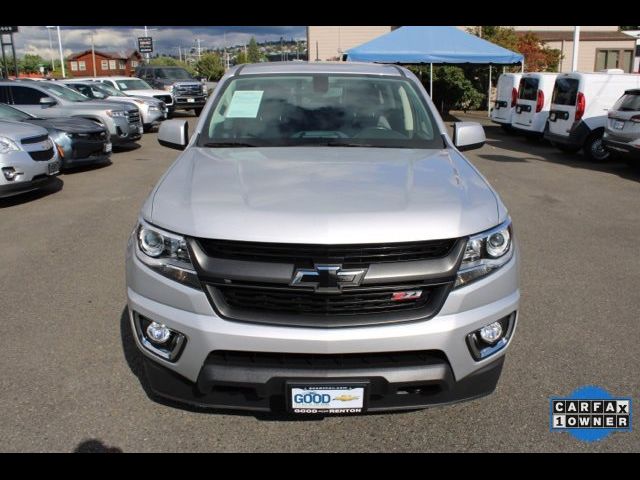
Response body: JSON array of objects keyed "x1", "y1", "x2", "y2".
[{"x1": 583, "y1": 132, "x2": 610, "y2": 162}]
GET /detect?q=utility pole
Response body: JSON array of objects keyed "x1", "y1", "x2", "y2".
[
  {"x1": 91, "y1": 34, "x2": 97, "y2": 76},
  {"x1": 144, "y1": 25, "x2": 149, "y2": 62},
  {"x1": 178, "y1": 46, "x2": 182, "y2": 62},
  {"x1": 56, "y1": 26, "x2": 65, "y2": 78},
  {"x1": 572, "y1": 26, "x2": 580, "y2": 72},
  {"x1": 197, "y1": 38, "x2": 202, "y2": 60}
]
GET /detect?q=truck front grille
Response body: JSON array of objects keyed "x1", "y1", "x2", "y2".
[
  {"x1": 153, "y1": 94, "x2": 173, "y2": 105},
  {"x1": 214, "y1": 284, "x2": 432, "y2": 316},
  {"x1": 197, "y1": 238, "x2": 456, "y2": 266},
  {"x1": 175, "y1": 83, "x2": 202, "y2": 96},
  {"x1": 126, "y1": 109, "x2": 141, "y2": 125},
  {"x1": 194, "y1": 237, "x2": 463, "y2": 327}
]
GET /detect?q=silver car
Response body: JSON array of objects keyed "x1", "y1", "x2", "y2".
[
  {"x1": 0, "y1": 80, "x2": 142, "y2": 146},
  {"x1": 126, "y1": 62, "x2": 519, "y2": 414},
  {"x1": 59, "y1": 80, "x2": 168, "y2": 132},
  {"x1": 603, "y1": 89, "x2": 640, "y2": 161},
  {"x1": 0, "y1": 120, "x2": 60, "y2": 198}
]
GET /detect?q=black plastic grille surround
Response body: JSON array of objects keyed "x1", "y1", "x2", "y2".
[
  {"x1": 28, "y1": 148, "x2": 54, "y2": 161},
  {"x1": 216, "y1": 284, "x2": 432, "y2": 316},
  {"x1": 197, "y1": 238, "x2": 457, "y2": 266},
  {"x1": 205, "y1": 349, "x2": 448, "y2": 369},
  {"x1": 21, "y1": 134, "x2": 49, "y2": 145}
]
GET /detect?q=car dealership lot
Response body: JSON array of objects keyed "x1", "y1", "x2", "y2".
[{"x1": 0, "y1": 113, "x2": 638, "y2": 452}]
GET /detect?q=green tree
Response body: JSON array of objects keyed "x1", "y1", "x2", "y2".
[
  {"x1": 235, "y1": 51, "x2": 248, "y2": 65},
  {"x1": 409, "y1": 65, "x2": 484, "y2": 114},
  {"x1": 20, "y1": 54, "x2": 46, "y2": 74},
  {"x1": 149, "y1": 56, "x2": 197, "y2": 76},
  {"x1": 247, "y1": 37, "x2": 263, "y2": 63},
  {"x1": 196, "y1": 52, "x2": 225, "y2": 81}
]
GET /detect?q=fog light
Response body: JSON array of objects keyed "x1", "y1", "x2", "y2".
[
  {"x1": 146, "y1": 321, "x2": 171, "y2": 344},
  {"x1": 466, "y1": 312, "x2": 516, "y2": 361},
  {"x1": 132, "y1": 312, "x2": 186, "y2": 362},
  {"x1": 479, "y1": 321, "x2": 503, "y2": 344},
  {"x1": 2, "y1": 167, "x2": 20, "y2": 181}
]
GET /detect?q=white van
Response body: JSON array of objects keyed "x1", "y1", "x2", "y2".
[
  {"x1": 545, "y1": 71, "x2": 640, "y2": 160},
  {"x1": 490, "y1": 73, "x2": 521, "y2": 130},
  {"x1": 511, "y1": 73, "x2": 558, "y2": 137}
]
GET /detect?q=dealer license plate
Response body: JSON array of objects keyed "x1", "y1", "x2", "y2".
[
  {"x1": 104, "y1": 142, "x2": 112, "y2": 153},
  {"x1": 187, "y1": 98, "x2": 195, "y2": 103},
  {"x1": 614, "y1": 120, "x2": 625, "y2": 130},
  {"x1": 47, "y1": 161, "x2": 60, "y2": 175},
  {"x1": 289, "y1": 384, "x2": 366, "y2": 414}
]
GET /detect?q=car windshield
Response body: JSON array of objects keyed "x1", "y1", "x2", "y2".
[
  {"x1": 93, "y1": 82, "x2": 126, "y2": 97},
  {"x1": 157, "y1": 68, "x2": 193, "y2": 80},
  {"x1": 39, "y1": 82, "x2": 90, "y2": 102},
  {"x1": 116, "y1": 79, "x2": 152, "y2": 91},
  {"x1": 0, "y1": 103, "x2": 34, "y2": 121},
  {"x1": 198, "y1": 74, "x2": 444, "y2": 149}
]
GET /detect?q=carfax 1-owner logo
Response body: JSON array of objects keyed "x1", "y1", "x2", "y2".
[{"x1": 550, "y1": 385, "x2": 632, "y2": 442}]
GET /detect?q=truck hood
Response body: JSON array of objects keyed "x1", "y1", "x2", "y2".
[
  {"x1": 24, "y1": 117, "x2": 106, "y2": 134},
  {"x1": 147, "y1": 147, "x2": 501, "y2": 243}
]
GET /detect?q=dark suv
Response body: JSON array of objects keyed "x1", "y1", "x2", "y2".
[{"x1": 136, "y1": 66, "x2": 207, "y2": 116}]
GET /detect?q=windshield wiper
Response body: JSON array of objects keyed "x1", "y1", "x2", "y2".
[
  {"x1": 202, "y1": 141, "x2": 259, "y2": 148},
  {"x1": 321, "y1": 141, "x2": 397, "y2": 148}
]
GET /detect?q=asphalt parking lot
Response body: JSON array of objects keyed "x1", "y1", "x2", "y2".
[{"x1": 1, "y1": 112, "x2": 638, "y2": 453}]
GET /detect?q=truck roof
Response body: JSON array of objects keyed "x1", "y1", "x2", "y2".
[{"x1": 232, "y1": 61, "x2": 406, "y2": 77}]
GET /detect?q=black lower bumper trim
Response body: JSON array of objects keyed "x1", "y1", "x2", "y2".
[
  {"x1": 603, "y1": 139, "x2": 640, "y2": 159},
  {"x1": 0, "y1": 175, "x2": 56, "y2": 198},
  {"x1": 142, "y1": 354, "x2": 505, "y2": 413}
]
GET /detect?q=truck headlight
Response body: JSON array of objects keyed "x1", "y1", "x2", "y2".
[
  {"x1": 0, "y1": 136, "x2": 20, "y2": 154},
  {"x1": 163, "y1": 85, "x2": 173, "y2": 92},
  {"x1": 455, "y1": 219, "x2": 513, "y2": 288},
  {"x1": 135, "y1": 220, "x2": 200, "y2": 289},
  {"x1": 106, "y1": 109, "x2": 127, "y2": 118}
]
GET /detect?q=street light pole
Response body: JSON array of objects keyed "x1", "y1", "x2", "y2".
[{"x1": 56, "y1": 26, "x2": 65, "y2": 78}]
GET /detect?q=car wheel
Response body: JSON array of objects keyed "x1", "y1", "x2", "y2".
[
  {"x1": 194, "y1": 108, "x2": 203, "y2": 117},
  {"x1": 583, "y1": 132, "x2": 610, "y2": 162}
]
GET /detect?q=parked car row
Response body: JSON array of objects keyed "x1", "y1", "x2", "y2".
[{"x1": 491, "y1": 70, "x2": 640, "y2": 162}]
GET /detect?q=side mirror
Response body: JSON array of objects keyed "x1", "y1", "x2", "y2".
[
  {"x1": 39, "y1": 97, "x2": 56, "y2": 107},
  {"x1": 158, "y1": 119, "x2": 189, "y2": 150},
  {"x1": 453, "y1": 122, "x2": 486, "y2": 151}
]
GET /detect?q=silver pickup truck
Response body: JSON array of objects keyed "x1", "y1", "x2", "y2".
[
  {"x1": 126, "y1": 62, "x2": 520, "y2": 415},
  {"x1": 0, "y1": 80, "x2": 142, "y2": 146}
]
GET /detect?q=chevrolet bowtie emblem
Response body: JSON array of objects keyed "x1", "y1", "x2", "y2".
[{"x1": 290, "y1": 264, "x2": 367, "y2": 292}]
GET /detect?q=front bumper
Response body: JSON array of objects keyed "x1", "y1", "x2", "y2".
[
  {"x1": 172, "y1": 96, "x2": 207, "y2": 110},
  {"x1": 126, "y1": 237, "x2": 520, "y2": 412},
  {"x1": 0, "y1": 150, "x2": 59, "y2": 198},
  {"x1": 110, "y1": 117, "x2": 142, "y2": 145},
  {"x1": 143, "y1": 108, "x2": 167, "y2": 129}
]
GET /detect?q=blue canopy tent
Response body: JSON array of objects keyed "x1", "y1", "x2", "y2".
[{"x1": 345, "y1": 26, "x2": 524, "y2": 113}]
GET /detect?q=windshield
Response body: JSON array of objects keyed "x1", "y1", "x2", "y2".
[
  {"x1": 93, "y1": 82, "x2": 126, "y2": 97},
  {"x1": 39, "y1": 83, "x2": 90, "y2": 102},
  {"x1": 157, "y1": 68, "x2": 193, "y2": 80},
  {"x1": 116, "y1": 79, "x2": 152, "y2": 91},
  {"x1": 198, "y1": 74, "x2": 444, "y2": 149},
  {"x1": 0, "y1": 103, "x2": 33, "y2": 121}
]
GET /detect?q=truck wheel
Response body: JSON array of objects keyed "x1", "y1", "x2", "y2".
[
  {"x1": 583, "y1": 132, "x2": 610, "y2": 162},
  {"x1": 551, "y1": 142, "x2": 580, "y2": 154},
  {"x1": 194, "y1": 108, "x2": 203, "y2": 117}
]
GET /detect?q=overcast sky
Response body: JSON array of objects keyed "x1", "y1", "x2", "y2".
[{"x1": 14, "y1": 26, "x2": 307, "y2": 58}]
